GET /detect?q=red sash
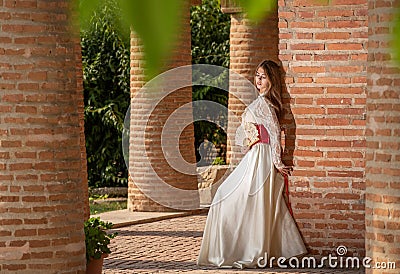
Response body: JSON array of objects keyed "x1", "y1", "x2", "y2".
[
  {"x1": 250, "y1": 124, "x2": 294, "y2": 217},
  {"x1": 249, "y1": 124, "x2": 270, "y2": 149},
  {"x1": 284, "y1": 174, "x2": 293, "y2": 217}
]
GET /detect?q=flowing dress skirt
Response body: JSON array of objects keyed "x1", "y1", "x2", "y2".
[{"x1": 197, "y1": 143, "x2": 307, "y2": 268}]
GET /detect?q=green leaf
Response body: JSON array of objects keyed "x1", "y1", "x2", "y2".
[
  {"x1": 237, "y1": 0, "x2": 276, "y2": 23},
  {"x1": 392, "y1": 10, "x2": 400, "y2": 64},
  {"x1": 118, "y1": 0, "x2": 185, "y2": 79},
  {"x1": 78, "y1": 0, "x2": 101, "y2": 31}
]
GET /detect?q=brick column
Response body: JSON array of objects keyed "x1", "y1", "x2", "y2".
[
  {"x1": 222, "y1": 3, "x2": 279, "y2": 165},
  {"x1": 365, "y1": 0, "x2": 400, "y2": 271},
  {"x1": 0, "y1": 0, "x2": 87, "y2": 272},
  {"x1": 278, "y1": 0, "x2": 368, "y2": 257},
  {"x1": 128, "y1": 2, "x2": 199, "y2": 211}
]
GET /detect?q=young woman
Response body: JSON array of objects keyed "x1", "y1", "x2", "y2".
[{"x1": 197, "y1": 60, "x2": 307, "y2": 269}]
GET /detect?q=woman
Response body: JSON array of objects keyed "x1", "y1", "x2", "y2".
[{"x1": 197, "y1": 60, "x2": 307, "y2": 269}]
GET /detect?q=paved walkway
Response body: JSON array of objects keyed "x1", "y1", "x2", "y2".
[
  {"x1": 91, "y1": 209, "x2": 205, "y2": 228},
  {"x1": 100, "y1": 211, "x2": 364, "y2": 274}
]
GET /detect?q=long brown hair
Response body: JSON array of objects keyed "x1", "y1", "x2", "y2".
[{"x1": 254, "y1": 60, "x2": 283, "y2": 117}]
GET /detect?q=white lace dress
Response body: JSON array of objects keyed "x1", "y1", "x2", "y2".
[{"x1": 197, "y1": 95, "x2": 307, "y2": 269}]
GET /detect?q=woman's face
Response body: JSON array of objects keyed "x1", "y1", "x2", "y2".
[{"x1": 255, "y1": 67, "x2": 271, "y2": 94}]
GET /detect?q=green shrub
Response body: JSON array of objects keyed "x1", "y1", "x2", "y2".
[
  {"x1": 191, "y1": 0, "x2": 230, "y2": 163},
  {"x1": 84, "y1": 217, "x2": 117, "y2": 262},
  {"x1": 81, "y1": 0, "x2": 130, "y2": 188}
]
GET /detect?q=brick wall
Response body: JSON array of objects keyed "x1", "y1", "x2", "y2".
[
  {"x1": 224, "y1": 0, "x2": 368, "y2": 257},
  {"x1": 0, "y1": 1, "x2": 87, "y2": 272},
  {"x1": 277, "y1": 0, "x2": 368, "y2": 257},
  {"x1": 365, "y1": 0, "x2": 400, "y2": 272},
  {"x1": 128, "y1": 2, "x2": 199, "y2": 211}
]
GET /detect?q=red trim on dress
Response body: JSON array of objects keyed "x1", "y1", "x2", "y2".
[{"x1": 250, "y1": 124, "x2": 294, "y2": 217}]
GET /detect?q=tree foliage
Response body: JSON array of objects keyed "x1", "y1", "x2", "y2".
[
  {"x1": 191, "y1": 0, "x2": 230, "y2": 164},
  {"x1": 81, "y1": 0, "x2": 130, "y2": 188},
  {"x1": 79, "y1": 0, "x2": 275, "y2": 79},
  {"x1": 81, "y1": 0, "x2": 231, "y2": 188}
]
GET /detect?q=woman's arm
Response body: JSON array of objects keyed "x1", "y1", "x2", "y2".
[{"x1": 261, "y1": 100, "x2": 292, "y2": 176}]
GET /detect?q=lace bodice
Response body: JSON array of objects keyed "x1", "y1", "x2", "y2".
[{"x1": 235, "y1": 96, "x2": 284, "y2": 170}]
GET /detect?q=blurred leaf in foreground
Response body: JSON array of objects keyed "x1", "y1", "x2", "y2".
[
  {"x1": 79, "y1": 0, "x2": 101, "y2": 30},
  {"x1": 392, "y1": 10, "x2": 400, "y2": 64},
  {"x1": 118, "y1": 0, "x2": 185, "y2": 79},
  {"x1": 237, "y1": 0, "x2": 275, "y2": 23}
]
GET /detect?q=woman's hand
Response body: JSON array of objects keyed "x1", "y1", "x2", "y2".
[{"x1": 277, "y1": 165, "x2": 293, "y2": 177}]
